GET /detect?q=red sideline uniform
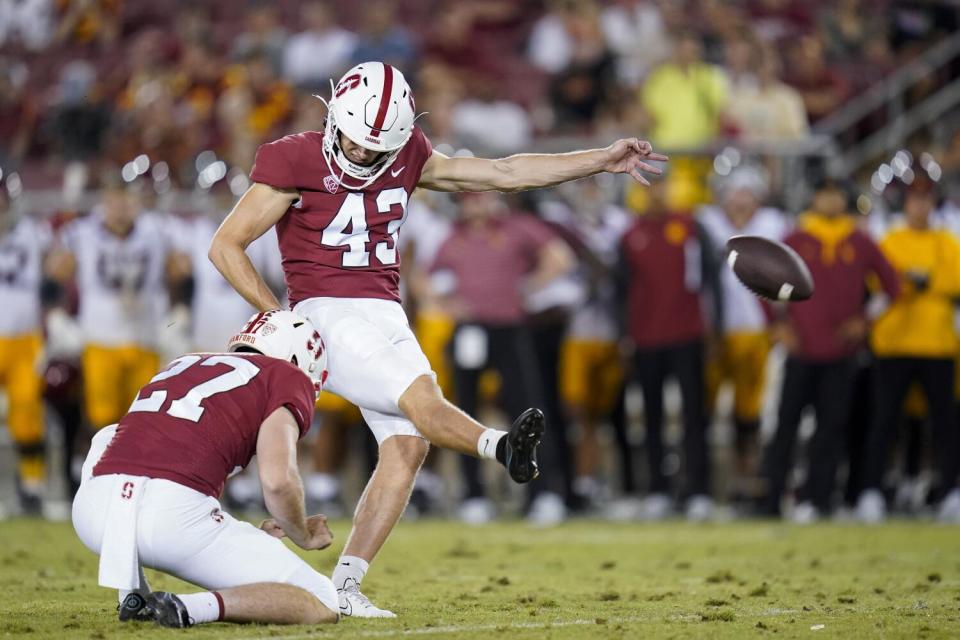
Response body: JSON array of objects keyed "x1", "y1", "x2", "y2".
[
  {"x1": 93, "y1": 353, "x2": 315, "y2": 498},
  {"x1": 784, "y1": 220, "x2": 899, "y2": 361},
  {"x1": 620, "y1": 213, "x2": 706, "y2": 349},
  {"x1": 250, "y1": 128, "x2": 433, "y2": 306}
]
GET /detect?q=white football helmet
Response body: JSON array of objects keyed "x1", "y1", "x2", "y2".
[
  {"x1": 228, "y1": 310, "x2": 328, "y2": 396},
  {"x1": 318, "y1": 61, "x2": 419, "y2": 189}
]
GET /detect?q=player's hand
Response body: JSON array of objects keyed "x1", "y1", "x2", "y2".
[
  {"x1": 600, "y1": 138, "x2": 668, "y2": 186},
  {"x1": 301, "y1": 514, "x2": 334, "y2": 550},
  {"x1": 836, "y1": 316, "x2": 869, "y2": 345},
  {"x1": 769, "y1": 321, "x2": 799, "y2": 353},
  {"x1": 260, "y1": 518, "x2": 287, "y2": 538}
]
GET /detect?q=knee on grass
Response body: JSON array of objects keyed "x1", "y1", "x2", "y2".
[{"x1": 303, "y1": 597, "x2": 339, "y2": 625}]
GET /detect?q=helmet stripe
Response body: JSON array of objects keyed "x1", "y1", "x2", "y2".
[
  {"x1": 371, "y1": 63, "x2": 394, "y2": 135},
  {"x1": 244, "y1": 311, "x2": 266, "y2": 333}
]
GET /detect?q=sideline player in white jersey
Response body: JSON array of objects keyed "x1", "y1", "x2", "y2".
[
  {"x1": 72, "y1": 310, "x2": 339, "y2": 627},
  {"x1": 209, "y1": 62, "x2": 667, "y2": 617},
  {"x1": 697, "y1": 167, "x2": 788, "y2": 499},
  {"x1": 0, "y1": 181, "x2": 51, "y2": 514},
  {"x1": 172, "y1": 213, "x2": 284, "y2": 352},
  {"x1": 47, "y1": 184, "x2": 186, "y2": 437}
]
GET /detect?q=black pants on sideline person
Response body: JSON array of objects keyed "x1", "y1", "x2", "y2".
[
  {"x1": 452, "y1": 323, "x2": 547, "y2": 499},
  {"x1": 862, "y1": 357, "x2": 959, "y2": 502},
  {"x1": 528, "y1": 313, "x2": 575, "y2": 504},
  {"x1": 842, "y1": 355, "x2": 873, "y2": 507},
  {"x1": 632, "y1": 339, "x2": 709, "y2": 499},
  {"x1": 608, "y1": 381, "x2": 637, "y2": 495},
  {"x1": 762, "y1": 357, "x2": 857, "y2": 515}
]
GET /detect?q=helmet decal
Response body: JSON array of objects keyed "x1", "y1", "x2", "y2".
[
  {"x1": 336, "y1": 73, "x2": 361, "y2": 98},
  {"x1": 228, "y1": 310, "x2": 328, "y2": 397},
  {"x1": 369, "y1": 62, "x2": 394, "y2": 136}
]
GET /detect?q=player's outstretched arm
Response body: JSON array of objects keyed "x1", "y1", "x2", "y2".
[
  {"x1": 209, "y1": 183, "x2": 298, "y2": 312},
  {"x1": 256, "y1": 407, "x2": 333, "y2": 551},
  {"x1": 417, "y1": 138, "x2": 668, "y2": 193}
]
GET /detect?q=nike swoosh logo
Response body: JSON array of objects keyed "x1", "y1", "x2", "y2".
[{"x1": 390, "y1": 166, "x2": 406, "y2": 178}]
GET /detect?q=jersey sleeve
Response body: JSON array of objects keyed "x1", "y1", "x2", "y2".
[
  {"x1": 250, "y1": 137, "x2": 299, "y2": 190},
  {"x1": 410, "y1": 127, "x2": 434, "y2": 178},
  {"x1": 265, "y1": 364, "x2": 316, "y2": 438},
  {"x1": 414, "y1": 127, "x2": 433, "y2": 159}
]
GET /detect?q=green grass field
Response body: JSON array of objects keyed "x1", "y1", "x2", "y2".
[{"x1": 1, "y1": 518, "x2": 959, "y2": 639}]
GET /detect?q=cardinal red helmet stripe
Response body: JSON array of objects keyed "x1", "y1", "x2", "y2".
[{"x1": 371, "y1": 63, "x2": 394, "y2": 135}]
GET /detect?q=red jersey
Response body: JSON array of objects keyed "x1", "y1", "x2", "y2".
[
  {"x1": 432, "y1": 214, "x2": 557, "y2": 325},
  {"x1": 250, "y1": 127, "x2": 434, "y2": 306},
  {"x1": 783, "y1": 214, "x2": 899, "y2": 362},
  {"x1": 93, "y1": 353, "x2": 316, "y2": 498},
  {"x1": 620, "y1": 213, "x2": 706, "y2": 348}
]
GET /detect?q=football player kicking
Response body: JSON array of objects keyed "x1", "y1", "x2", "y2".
[
  {"x1": 209, "y1": 62, "x2": 667, "y2": 618},
  {"x1": 72, "y1": 310, "x2": 339, "y2": 627}
]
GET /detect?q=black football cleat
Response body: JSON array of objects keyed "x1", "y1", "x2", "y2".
[
  {"x1": 141, "y1": 592, "x2": 192, "y2": 628},
  {"x1": 118, "y1": 592, "x2": 150, "y2": 622},
  {"x1": 505, "y1": 408, "x2": 545, "y2": 483}
]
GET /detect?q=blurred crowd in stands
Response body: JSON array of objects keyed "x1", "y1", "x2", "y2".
[
  {"x1": 4, "y1": 0, "x2": 960, "y2": 526},
  {"x1": 1, "y1": 0, "x2": 958, "y2": 190}
]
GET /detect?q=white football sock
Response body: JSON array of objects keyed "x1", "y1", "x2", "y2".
[
  {"x1": 178, "y1": 592, "x2": 222, "y2": 624},
  {"x1": 333, "y1": 555, "x2": 369, "y2": 590},
  {"x1": 477, "y1": 428, "x2": 506, "y2": 460}
]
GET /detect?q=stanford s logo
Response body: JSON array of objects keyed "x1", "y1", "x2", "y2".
[
  {"x1": 335, "y1": 74, "x2": 361, "y2": 98},
  {"x1": 121, "y1": 481, "x2": 135, "y2": 500}
]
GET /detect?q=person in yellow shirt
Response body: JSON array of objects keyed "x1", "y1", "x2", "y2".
[
  {"x1": 858, "y1": 179, "x2": 960, "y2": 523},
  {"x1": 641, "y1": 30, "x2": 729, "y2": 149},
  {"x1": 641, "y1": 30, "x2": 729, "y2": 211}
]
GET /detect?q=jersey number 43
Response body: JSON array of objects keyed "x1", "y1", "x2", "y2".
[{"x1": 320, "y1": 187, "x2": 408, "y2": 268}]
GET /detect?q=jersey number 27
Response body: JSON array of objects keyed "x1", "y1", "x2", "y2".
[{"x1": 127, "y1": 355, "x2": 260, "y2": 422}]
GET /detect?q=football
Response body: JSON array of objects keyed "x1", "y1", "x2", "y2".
[{"x1": 726, "y1": 235, "x2": 814, "y2": 302}]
